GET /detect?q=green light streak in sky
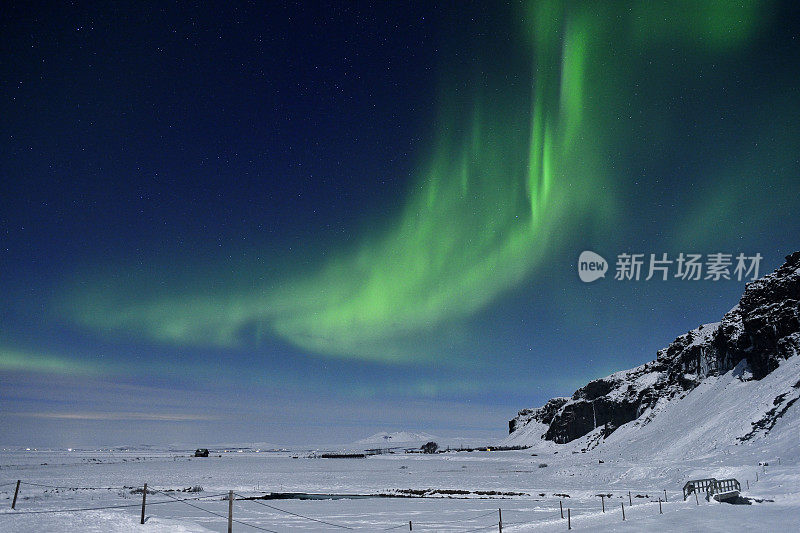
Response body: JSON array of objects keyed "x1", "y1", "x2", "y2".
[
  {"x1": 0, "y1": 347, "x2": 101, "y2": 376},
  {"x1": 629, "y1": 0, "x2": 765, "y2": 51},
  {"x1": 71, "y1": 1, "x2": 604, "y2": 362},
  {"x1": 260, "y1": 2, "x2": 603, "y2": 361},
  {"x1": 66, "y1": 1, "x2": 769, "y2": 363}
]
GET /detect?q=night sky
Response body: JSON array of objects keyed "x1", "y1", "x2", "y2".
[{"x1": 2, "y1": 1, "x2": 799, "y2": 447}]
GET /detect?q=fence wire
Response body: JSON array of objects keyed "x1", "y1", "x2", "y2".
[
  {"x1": 20, "y1": 480, "x2": 124, "y2": 490},
  {"x1": 235, "y1": 492, "x2": 355, "y2": 530},
  {"x1": 156, "y1": 490, "x2": 279, "y2": 532},
  {"x1": 0, "y1": 478, "x2": 691, "y2": 531},
  {"x1": 2, "y1": 491, "x2": 230, "y2": 516}
]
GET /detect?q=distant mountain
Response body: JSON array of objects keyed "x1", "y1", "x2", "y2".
[
  {"x1": 355, "y1": 431, "x2": 438, "y2": 447},
  {"x1": 506, "y1": 251, "x2": 800, "y2": 456}
]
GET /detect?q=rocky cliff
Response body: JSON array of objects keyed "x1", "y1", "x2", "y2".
[{"x1": 509, "y1": 251, "x2": 800, "y2": 445}]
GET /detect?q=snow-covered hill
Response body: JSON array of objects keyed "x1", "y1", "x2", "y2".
[
  {"x1": 506, "y1": 251, "x2": 800, "y2": 458},
  {"x1": 354, "y1": 431, "x2": 437, "y2": 447}
]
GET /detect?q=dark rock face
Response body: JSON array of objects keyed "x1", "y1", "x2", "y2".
[
  {"x1": 715, "y1": 251, "x2": 800, "y2": 379},
  {"x1": 509, "y1": 397, "x2": 568, "y2": 433},
  {"x1": 573, "y1": 379, "x2": 614, "y2": 401},
  {"x1": 544, "y1": 401, "x2": 594, "y2": 443},
  {"x1": 509, "y1": 252, "x2": 800, "y2": 443},
  {"x1": 739, "y1": 376, "x2": 800, "y2": 442},
  {"x1": 537, "y1": 397, "x2": 569, "y2": 424}
]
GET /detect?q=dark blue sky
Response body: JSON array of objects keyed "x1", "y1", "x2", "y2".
[{"x1": 2, "y1": 1, "x2": 799, "y2": 446}]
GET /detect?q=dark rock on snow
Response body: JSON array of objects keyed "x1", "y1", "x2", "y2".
[{"x1": 509, "y1": 252, "x2": 800, "y2": 444}]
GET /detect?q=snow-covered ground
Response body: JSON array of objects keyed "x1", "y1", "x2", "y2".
[
  {"x1": 0, "y1": 439, "x2": 797, "y2": 532},
  {"x1": 2, "y1": 357, "x2": 798, "y2": 532}
]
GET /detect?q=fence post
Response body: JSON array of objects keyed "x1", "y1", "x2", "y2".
[
  {"x1": 664, "y1": 489, "x2": 667, "y2": 502},
  {"x1": 695, "y1": 491, "x2": 699, "y2": 505},
  {"x1": 228, "y1": 490, "x2": 233, "y2": 533},
  {"x1": 756, "y1": 472, "x2": 758, "y2": 482},
  {"x1": 560, "y1": 499, "x2": 563, "y2": 519},
  {"x1": 499, "y1": 508, "x2": 502, "y2": 532},
  {"x1": 140, "y1": 483, "x2": 147, "y2": 524},
  {"x1": 658, "y1": 497, "x2": 662, "y2": 514},
  {"x1": 628, "y1": 491, "x2": 632, "y2": 506},
  {"x1": 747, "y1": 479, "x2": 749, "y2": 490},
  {"x1": 409, "y1": 520, "x2": 412, "y2": 531},
  {"x1": 601, "y1": 494, "x2": 605, "y2": 512},
  {"x1": 567, "y1": 508, "x2": 571, "y2": 530},
  {"x1": 11, "y1": 480, "x2": 20, "y2": 509},
  {"x1": 621, "y1": 502, "x2": 625, "y2": 521}
]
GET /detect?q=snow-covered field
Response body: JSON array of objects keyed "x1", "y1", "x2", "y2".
[
  {"x1": 0, "y1": 442, "x2": 797, "y2": 532},
  {"x1": 2, "y1": 356, "x2": 799, "y2": 532}
]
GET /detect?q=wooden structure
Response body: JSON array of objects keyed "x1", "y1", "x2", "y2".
[
  {"x1": 683, "y1": 478, "x2": 741, "y2": 501},
  {"x1": 683, "y1": 478, "x2": 715, "y2": 500},
  {"x1": 709, "y1": 478, "x2": 741, "y2": 502}
]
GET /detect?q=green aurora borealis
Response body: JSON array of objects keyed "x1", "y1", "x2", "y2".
[{"x1": 65, "y1": 1, "x2": 774, "y2": 363}]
